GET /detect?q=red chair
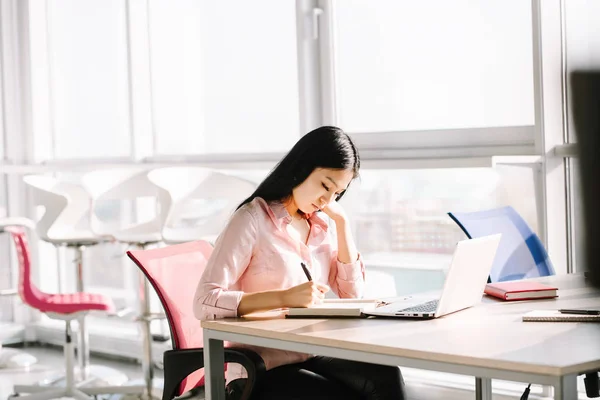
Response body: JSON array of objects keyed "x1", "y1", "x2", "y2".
[
  {"x1": 1, "y1": 222, "x2": 115, "y2": 400},
  {"x1": 126, "y1": 241, "x2": 265, "y2": 400}
]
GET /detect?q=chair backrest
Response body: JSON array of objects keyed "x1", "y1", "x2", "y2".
[
  {"x1": 448, "y1": 206, "x2": 555, "y2": 282},
  {"x1": 82, "y1": 167, "x2": 171, "y2": 239},
  {"x1": 126, "y1": 240, "x2": 213, "y2": 394},
  {"x1": 147, "y1": 167, "x2": 256, "y2": 243},
  {"x1": 1, "y1": 225, "x2": 48, "y2": 310},
  {"x1": 23, "y1": 175, "x2": 92, "y2": 242}
]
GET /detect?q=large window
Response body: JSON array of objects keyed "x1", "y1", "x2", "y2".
[
  {"x1": 341, "y1": 165, "x2": 540, "y2": 296},
  {"x1": 21, "y1": 0, "x2": 547, "y2": 317},
  {"x1": 4, "y1": 0, "x2": 589, "y2": 396},
  {"x1": 28, "y1": 0, "x2": 301, "y2": 161},
  {"x1": 148, "y1": 0, "x2": 300, "y2": 155},
  {"x1": 332, "y1": 0, "x2": 535, "y2": 134},
  {"x1": 28, "y1": 0, "x2": 131, "y2": 161}
]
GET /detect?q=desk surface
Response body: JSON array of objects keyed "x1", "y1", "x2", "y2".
[{"x1": 202, "y1": 274, "x2": 600, "y2": 376}]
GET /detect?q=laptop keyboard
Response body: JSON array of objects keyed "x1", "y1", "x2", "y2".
[{"x1": 398, "y1": 299, "x2": 439, "y2": 313}]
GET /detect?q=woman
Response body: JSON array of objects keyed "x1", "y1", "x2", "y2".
[{"x1": 194, "y1": 126, "x2": 406, "y2": 400}]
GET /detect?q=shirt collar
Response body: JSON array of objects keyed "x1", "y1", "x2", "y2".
[
  {"x1": 262, "y1": 199, "x2": 329, "y2": 245},
  {"x1": 264, "y1": 199, "x2": 292, "y2": 230},
  {"x1": 306, "y1": 211, "x2": 328, "y2": 246}
]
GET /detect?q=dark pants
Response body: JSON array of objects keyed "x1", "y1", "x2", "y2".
[{"x1": 251, "y1": 356, "x2": 406, "y2": 400}]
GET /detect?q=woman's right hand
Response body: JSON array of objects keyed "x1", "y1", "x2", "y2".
[{"x1": 282, "y1": 281, "x2": 330, "y2": 308}]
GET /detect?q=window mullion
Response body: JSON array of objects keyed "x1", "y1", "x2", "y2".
[{"x1": 296, "y1": 0, "x2": 324, "y2": 133}]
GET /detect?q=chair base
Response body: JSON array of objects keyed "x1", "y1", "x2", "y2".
[
  {"x1": 13, "y1": 382, "x2": 146, "y2": 400},
  {"x1": 79, "y1": 364, "x2": 130, "y2": 386},
  {"x1": 14, "y1": 364, "x2": 133, "y2": 392},
  {"x1": 12, "y1": 320, "x2": 146, "y2": 399},
  {"x1": 15, "y1": 377, "x2": 162, "y2": 399},
  {"x1": 13, "y1": 373, "x2": 147, "y2": 398},
  {"x1": 13, "y1": 375, "x2": 146, "y2": 399},
  {"x1": 0, "y1": 347, "x2": 38, "y2": 369},
  {"x1": 102, "y1": 377, "x2": 164, "y2": 400}
]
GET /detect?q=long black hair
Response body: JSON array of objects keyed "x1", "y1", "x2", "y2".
[{"x1": 237, "y1": 126, "x2": 360, "y2": 210}]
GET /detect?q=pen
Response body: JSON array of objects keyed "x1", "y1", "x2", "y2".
[
  {"x1": 300, "y1": 262, "x2": 312, "y2": 281},
  {"x1": 558, "y1": 308, "x2": 600, "y2": 315}
]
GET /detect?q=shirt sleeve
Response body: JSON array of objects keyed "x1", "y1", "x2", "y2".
[
  {"x1": 325, "y1": 220, "x2": 366, "y2": 298},
  {"x1": 329, "y1": 252, "x2": 366, "y2": 299},
  {"x1": 193, "y1": 207, "x2": 257, "y2": 320}
]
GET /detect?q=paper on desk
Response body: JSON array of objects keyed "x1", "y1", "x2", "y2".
[{"x1": 322, "y1": 298, "x2": 382, "y2": 304}]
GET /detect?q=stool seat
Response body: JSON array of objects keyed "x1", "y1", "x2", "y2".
[
  {"x1": 22, "y1": 175, "x2": 98, "y2": 244},
  {"x1": 147, "y1": 167, "x2": 257, "y2": 244},
  {"x1": 113, "y1": 232, "x2": 163, "y2": 245},
  {"x1": 44, "y1": 237, "x2": 106, "y2": 247},
  {"x1": 38, "y1": 292, "x2": 115, "y2": 314}
]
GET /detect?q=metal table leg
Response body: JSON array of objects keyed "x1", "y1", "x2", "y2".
[
  {"x1": 475, "y1": 377, "x2": 492, "y2": 400},
  {"x1": 554, "y1": 375, "x2": 577, "y2": 400},
  {"x1": 203, "y1": 334, "x2": 226, "y2": 400}
]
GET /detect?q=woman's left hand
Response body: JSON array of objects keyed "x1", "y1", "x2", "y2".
[{"x1": 321, "y1": 201, "x2": 348, "y2": 223}]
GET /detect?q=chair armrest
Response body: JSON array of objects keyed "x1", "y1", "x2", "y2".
[
  {"x1": 224, "y1": 347, "x2": 266, "y2": 400},
  {"x1": 162, "y1": 347, "x2": 265, "y2": 400}
]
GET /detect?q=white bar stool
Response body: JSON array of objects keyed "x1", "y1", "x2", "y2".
[
  {"x1": 22, "y1": 176, "x2": 143, "y2": 396},
  {"x1": 147, "y1": 167, "x2": 256, "y2": 244},
  {"x1": 83, "y1": 167, "x2": 171, "y2": 400}
]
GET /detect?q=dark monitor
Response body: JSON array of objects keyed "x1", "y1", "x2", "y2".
[{"x1": 571, "y1": 70, "x2": 600, "y2": 288}]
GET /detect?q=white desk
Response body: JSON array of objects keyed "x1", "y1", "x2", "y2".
[{"x1": 202, "y1": 274, "x2": 600, "y2": 399}]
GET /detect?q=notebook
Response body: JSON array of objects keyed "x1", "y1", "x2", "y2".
[
  {"x1": 523, "y1": 310, "x2": 600, "y2": 322},
  {"x1": 484, "y1": 281, "x2": 558, "y2": 301},
  {"x1": 285, "y1": 298, "x2": 389, "y2": 318}
]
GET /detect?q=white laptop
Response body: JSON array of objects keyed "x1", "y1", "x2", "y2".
[{"x1": 364, "y1": 234, "x2": 501, "y2": 319}]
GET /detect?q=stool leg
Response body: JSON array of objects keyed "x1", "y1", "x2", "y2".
[
  {"x1": 74, "y1": 245, "x2": 90, "y2": 379},
  {"x1": 66, "y1": 319, "x2": 75, "y2": 389},
  {"x1": 65, "y1": 320, "x2": 93, "y2": 400},
  {"x1": 12, "y1": 320, "x2": 93, "y2": 400}
]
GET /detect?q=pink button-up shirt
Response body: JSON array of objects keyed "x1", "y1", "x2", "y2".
[{"x1": 194, "y1": 197, "x2": 365, "y2": 372}]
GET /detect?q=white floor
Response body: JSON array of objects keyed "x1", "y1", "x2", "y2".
[{"x1": 0, "y1": 344, "x2": 171, "y2": 400}]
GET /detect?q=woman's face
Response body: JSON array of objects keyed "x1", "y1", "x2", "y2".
[{"x1": 291, "y1": 168, "x2": 354, "y2": 214}]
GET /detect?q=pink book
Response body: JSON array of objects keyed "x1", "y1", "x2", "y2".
[{"x1": 484, "y1": 281, "x2": 558, "y2": 301}]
